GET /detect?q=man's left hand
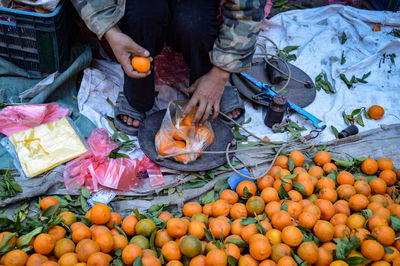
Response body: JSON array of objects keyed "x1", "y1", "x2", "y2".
[{"x1": 183, "y1": 66, "x2": 230, "y2": 125}]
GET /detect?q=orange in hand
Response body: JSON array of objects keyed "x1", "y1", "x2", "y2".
[{"x1": 131, "y1": 56, "x2": 151, "y2": 73}]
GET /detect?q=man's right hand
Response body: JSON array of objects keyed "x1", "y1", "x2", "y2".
[{"x1": 104, "y1": 26, "x2": 151, "y2": 79}]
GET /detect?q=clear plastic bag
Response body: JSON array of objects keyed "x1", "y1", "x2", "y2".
[{"x1": 155, "y1": 100, "x2": 214, "y2": 164}]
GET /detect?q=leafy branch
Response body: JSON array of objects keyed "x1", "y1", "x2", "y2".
[
  {"x1": 278, "y1": 46, "x2": 299, "y2": 62},
  {"x1": 340, "y1": 72, "x2": 371, "y2": 89},
  {"x1": 315, "y1": 72, "x2": 335, "y2": 94},
  {"x1": 342, "y1": 107, "x2": 371, "y2": 127},
  {"x1": 0, "y1": 170, "x2": 22, "y2": 200}
]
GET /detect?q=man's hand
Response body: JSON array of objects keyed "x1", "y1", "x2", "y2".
[
  {"x1": 183, "y1": 66, "x2": 230, "y2": 124},
  {"x1": 105, "y1": 26, "x2": 151, "y2": 79}
]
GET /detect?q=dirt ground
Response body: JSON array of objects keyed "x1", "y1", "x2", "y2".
[{"x1": 268, "y1": 0, "x2": 375, "y2": 18}]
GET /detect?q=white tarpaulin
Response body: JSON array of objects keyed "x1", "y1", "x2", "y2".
[{"x1": 77, "y1": 4, "x2": 400, "y2": 145}]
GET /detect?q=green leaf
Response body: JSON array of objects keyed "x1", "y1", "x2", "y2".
[
  {"x1": 226, "y1": 238, "x2": 248, "y2": 248},
  {"x1": 0, "y1": 232, "x2": 16, "y2": 251},
  {"x1": 344, "y1": 256, "x2": 370, "y2": 265},
  {"x1": 44, "y1": 216, "x2": 63, "y2": 232},
  {"x1": 132, "y1": 256, "x2": 143, "y2": 266},
  {"x1": 204, "y1": 229, "x2": 215, "y2": 242},
  {"x1": 292, "y1": 181, "x2": 307, "y2": 196},
  {"x1": 288, "y1": 157, "x2": 295, "y2": 172},
  {"x1": 214, "y1": 178, "x2": 229, "y2": 193},
  {"x1": 149, "y1": 229, "x2": 157, "y2": 251},
  {"x1": 391, "y1": 215, "x2": 400, "y2": 232},
  {"x1": 350, "y1": 75, "x2": 357, "y2": 84},
  {"x1": 273, "y1": 0, "x2": 288, "y2": 8},
  {"x1": 255, "y1": 223, "x2": 266, "y2": 235},
  {"x1": 332, "y1": 158, "x2": 354, "y2": 168},
  {"x1": 42, "y1": 204, "x2": 59, "y2": 217},
  {"x1": 111, "y1": 152, "x2": 130, "y2": 158},
  {"x1": 354, "y1": 114, "x2": 365, "y2": 127},
  {"x1": 20, "y1": 227, "x2": 43, "y2": 246},
  {"x1": 340, "y1": 74, "x2": 352, "y2": 88},
  {"x1": 115, "y1": 249, "x2": 122, "y2": 257},
  {"x1": 331, "y1": 126, "x2": 339, "y2": 139},
  {"x1": 228, "y1": 255, "x2": 238, "y2": 266},
  {"x1": 119, "y1": 132, "x2": 130, "y2": 141},
  {"x1": 111, "y1": 258, "x2": 124, "y2": 266},
  {"x1": 341, "y1": 51, "x2": 346, "y2": 65},
  {"x1": 342, "y1": 111, "x2": 350, "y2": 125},
  {"x1": 240, "y1": 217, "x2": 257, "y2": 225},
  {"x1": 362, "y1": 71, "x2": 371, "y2": 80},
  {"x1": 326, "y1": 170, "x2": 338, "y2": 186},
  {"x1": 51, "y1": 196, "x2": 69, "y2": 208},
  {"x1": 279, "y1": 184, "x2": 291, "y2": 200},
  {"x1": 148, "y1": 204, "x2": 164, "y2": 214},
  {"x1": 243, "y1": 186, "x2": 252, "y2": 199},
  {"x1": 278, "y1": 51, "x2": 288, "y2": 61},
  {"x1": 294, "y1": 4, "x2": 307, "y2": 9},
  {"x1": 81, "y1": 187, "x2": 90, "y2": 199},
  {"x1": 199, "y1": 190, "x2": 215, "y2": 205},
  {"x1": 341, "y1": 32, "x2": 347, "y2": 44},
  {"x1": 351, "y1": 108, "x2": 361, "y2": 116},
  {"x1": 288, "y1": 53, "x2": 297, "y2": 61},
  {"x1": 390, "y1": 53, "x2": 396, "y2": 64},
  {"x1": 384, "y1": 245, "x2": 394, "y2": 254},
  {"x1": 364, "y1": 109, "x2": 371, "y2": 119},
  {"x1": 244, "y1": 118, "x2": 252, "y2": 124},
  {"x1": 105, "y1": 116, "x2": 117, "y2": 131},
  {"x1": 361, "y1": 209, "x2": 373, "y2": 219},
  {"x1": 177, "y1": 188, "x2": 183, "y2": 197},
  {"x1": 182, "y1": 180, "x2": 207, "y2": 190},
  {"x1": 106, "y1": 98, "x2": 115, "y2": 108},
  {"x1": 79, "y1": 196, "x2": 90, "y2": 212},
  {"x1": 292, "y1": 249, "x2": 305, "y2": 265},
  {"x1": 283, "y1": 174, "x2": 298, "y2": 180},
  {"x1": 283, "y1": 46, "x2": 299, "y2": 53},
  {"x1": 114, "y1": 223, "x2": 128, "y2": 239},
  {"x1": 334, "y1": 236, "x2": 360, "y2": 260},
  {"x1": 281, "y1": 201, "x2": 288, "y2": 212},
  {"x1": 10, "y1": 182, "x2": 22, "y2": 193},
  {"x1": 233, "y1": 125, "x2": 248, "y2": 141}
]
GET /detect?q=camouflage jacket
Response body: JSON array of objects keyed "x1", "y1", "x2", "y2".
[{"x1": 71, "y1": 0, "x2": 267, "y2": 73}]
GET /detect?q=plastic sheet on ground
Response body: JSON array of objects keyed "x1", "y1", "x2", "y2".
[{"x1": 248, "y1": 5, "x2": 400, "y2": 142}]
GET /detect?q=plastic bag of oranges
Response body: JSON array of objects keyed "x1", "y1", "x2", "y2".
[{"x1": 155, "y1": 100, "x2": 214, "y2": 164}]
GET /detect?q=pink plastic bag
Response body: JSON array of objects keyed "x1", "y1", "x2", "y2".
[
  {"x1": 87, "y1": 128, "x2": 119, "y2": 159},
  {"x1": 64, "y1": 128, "x2": 164, "y2": 193},
  {"x1": 0, "y1": 103, "x2": 70, "y2": 135}
]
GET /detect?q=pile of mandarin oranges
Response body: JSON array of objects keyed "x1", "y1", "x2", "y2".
[{"x1": 1, "y1": 149, "x2": 400, "y2": 266}]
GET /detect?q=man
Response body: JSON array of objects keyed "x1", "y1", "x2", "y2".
[{"x1": 71, "y1": 0, "x2": 267, "y2": 135}]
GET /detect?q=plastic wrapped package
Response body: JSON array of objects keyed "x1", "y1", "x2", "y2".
[
  {"x1": 155, "y1": 100, "x2": 214, "y2": 164},
  {"x1": 3, "y1": 117, "x2": 88, "y2": 178}
]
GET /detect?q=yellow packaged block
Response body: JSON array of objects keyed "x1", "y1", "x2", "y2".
[{"x1": 9, "y1": 117, "x2": 88, "y2": 178}]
